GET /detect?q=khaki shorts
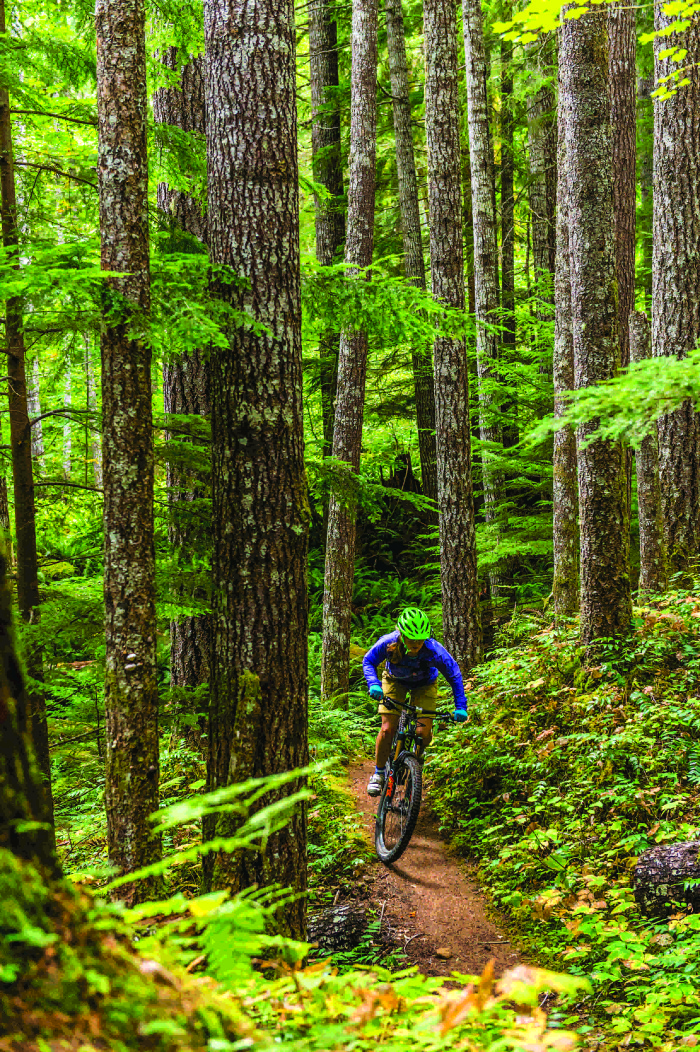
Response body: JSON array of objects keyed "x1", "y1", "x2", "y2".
[{"x1": 378, "y1": 671, "x2": 438, "y2": 716}]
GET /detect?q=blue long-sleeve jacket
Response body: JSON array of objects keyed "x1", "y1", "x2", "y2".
[{"x1": 362, "y1": 630, "x2": 467, "y2": 709}]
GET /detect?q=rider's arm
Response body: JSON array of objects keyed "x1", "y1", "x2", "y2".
[
  {"x1": 428, "y1": 641, "x2": 467, "y2": 709},
  {"x1": 362, "y1": 634, "x2": 391, "y2": 691}
]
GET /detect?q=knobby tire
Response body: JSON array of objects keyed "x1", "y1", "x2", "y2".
[{"x1": 375, "y1": 753, "x2": 422, "y2": 864}]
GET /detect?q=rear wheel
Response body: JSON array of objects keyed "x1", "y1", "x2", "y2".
[{"x1": 375, "y1": 754, "x2": 422, "y2": 864}]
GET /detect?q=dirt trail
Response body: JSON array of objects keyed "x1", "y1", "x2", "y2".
[{"x1": 348, "y1": 758, "x2": 519, "y2": 977}]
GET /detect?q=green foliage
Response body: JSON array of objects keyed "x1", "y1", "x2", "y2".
[
  {"x1": 8, "y1": 1, "x2": 700, "y2": 1047},
  {"x1": 528, "y1": 348, "x2": 700, "y2": 451},
  {"x1": 494, "y1": 0, "x2": 700, "y2": 60},
  {"x1": 428, "y1": 591, "x2": 700, "y2": 1047},
  {"x1": 124, "y1": 877, "x2": 591, "y2": 1052}
]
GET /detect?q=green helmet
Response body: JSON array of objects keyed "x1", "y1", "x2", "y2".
[{"x1": 397, "y1": 607, "x2": 431, "y2": 640}]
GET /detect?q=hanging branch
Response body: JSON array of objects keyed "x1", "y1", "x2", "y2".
[
  {"x1": 13, "y1": 161, "x2": 97, "y2": 189},
  {"x1": 10, "y1": 109, "x2": 97, "y2": 127}
]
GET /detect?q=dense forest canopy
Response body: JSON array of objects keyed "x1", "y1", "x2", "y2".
[{"x1": 3, "y1": 0, "x2": 700, "y2": 1046}]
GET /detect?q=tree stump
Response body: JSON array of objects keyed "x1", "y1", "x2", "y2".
[
  {"x1": 307, "y1": 903, "x2": 369, "y2": 952},
  {"x1": 634, "y1": 841, "x2": 700, "y2": 916}
]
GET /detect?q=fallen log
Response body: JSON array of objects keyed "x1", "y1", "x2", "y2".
[
  {"x1": 307, "y1": 903, "x2": 369, "y2": 952},
  {"x1": 634, "y1": 841, "x2": 700, "y2": 916}
]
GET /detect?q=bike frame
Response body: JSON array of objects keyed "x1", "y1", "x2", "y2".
[
  {"x1": 374, "y1": 698, "x2": 455, "y2": 863},
  {"x1": 385, "y1": 698, "x2": 454, "y2": 768}
]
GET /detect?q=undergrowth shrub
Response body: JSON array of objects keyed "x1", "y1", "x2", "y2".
[
  {"x1": 4, "y1": 771, "x2": 590, "y2": 1051},
  {"x1": 429, "y1": 590, "x2": 700, "y2": 1048}
]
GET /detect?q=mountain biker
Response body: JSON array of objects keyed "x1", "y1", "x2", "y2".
[{"x1": 362, "y1": 607, "x2": 468, "y2": 797}]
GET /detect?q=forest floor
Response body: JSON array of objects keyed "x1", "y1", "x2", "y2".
[{"x1": 346, "y1": 758, "x2": 519, "y2": 978}]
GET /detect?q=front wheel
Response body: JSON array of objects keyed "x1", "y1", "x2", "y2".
[{"x1": 375, "y1": 754, "x2": 422, "y2": 864}]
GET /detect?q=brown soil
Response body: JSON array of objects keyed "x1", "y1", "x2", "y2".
[{"x1": 347, "y1": 758, "x2": 519, "y2": 978}]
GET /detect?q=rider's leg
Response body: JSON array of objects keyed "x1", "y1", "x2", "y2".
[
  {"x1": 415, "y1": 716, "x2": 434, "y2": 758},
  {"x1": 411, "y1": 681, "x2": 438, "y2": 758},
  {"x1": 375, "y1": 712, "x2": 399, "y2": 769},
  {"x1": 375, "y1": 674, "x2": 406, "y2": 768}
]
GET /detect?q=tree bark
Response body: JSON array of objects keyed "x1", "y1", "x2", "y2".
[
  {"x1": 204, "y1": 0, "x2": 309, "y2": 937},
  {"x1": 63, "y1": 359, "x2": 71, "y2": 479},
  {"x1": 308, "y1": 902, "x2": 369, "y2": 952},
  {"x1": 0, "y1": 416, "x2": 11, "y2": 565},
  {"x1": 463, "y1": 0, "x2": 507, "y2": 601},
  {"x1": 309, "y1": 0, "x2": 345, "y2": 458},
  {"x1": 629, "y1": 311, "x2": 667, "y2": 595},
  {"x1": 424, "y1": 0, "x2": 480, "y2": 667},
  {"x1": 321, "y1": 0, "x2": 378, "y2": 703},
  {"x1": 634, "y1": 841, "x2": 700, "y2": 917},
  {"x1": 463, "y1": 150, "x2": 476, "y2": 318},
  {"x1": 0, "y1": 0, "x2": 53, "y2": 834},
  {"x1": 560, "y1": 5, "x2": 631, "y2": 646},
  {"x1": 85, "y1": 335, "x2": 102, "y2": 488},
  {"x1": 609, "y1": 0, "x2": 636, "y2": 522},
  {"x1": 527, "y1": 37, "x2": 556, "y2": 362},
  {"x1": 27, "y1": 358, "x2": 45, "y2": 474},
  {"x1": 609, "y1": 1, "x2": 636, "y2": 371},
  {"x1": 96, "y1": 0, "x2": 160, "y2": 905},
  {"x1": 153, "y1": 53, "x2": 207, "y2": 243},
  {"x1": 0, "y1": 549, "x2": 59, "y2": 876},
  {"x1": 638, "y1": 73, "x2": 653, "y2": 313},
  {"x1": 552, "y1": 52, "x2": 578, "y2": 620},
  {"x1": 652, "y1": 10, "x2": 700, "y2": 572},
  {"x1": 153, "y1": 49, "x2": 212, "y2": 725},
  {"x1": 384, "y1": 0, "x2": 437, "y2": 506},
  {"x1": 500, "y1": 2, "x2": 517, "y2": 450},
  {"x1": 162, "y1": 351, "x2": 210, "y2": 699}
]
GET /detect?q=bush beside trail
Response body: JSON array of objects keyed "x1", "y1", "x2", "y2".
[{"x1": 428, "y1": 590, "x2": 700, "y2": 1049}]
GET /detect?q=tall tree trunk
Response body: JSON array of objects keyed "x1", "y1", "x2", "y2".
[
  {"x1": 309, "y1": 0, "x2": 345, "y2": 458},
  {"x1": 652, "y1": 10, "x2": 700, "y2": 572},
  {"x1": 0, "y1": 0, "x2": 53, "y2": 835},
  {"x1": 162, "y1": 349, "x2": 210, "y2": 701},
  {"x1": 500, "y1": 2, "x2": 517, "y2": 450},
  {"x1": 463, "y1": 150, "x2": 476, "y2": 318},
  {"x1": 0, "y1": 548, "x2": 59, "y2": 876},
  {"x1": 609, "y1": 1, "x2": 636, "y2": 522},
  {"x1": 560, "y1": 6, "x2": 631, "y2": 646},
  {"x1": 552, "y1": 52, "x2": 578, "y2": 621},
  {"x1": 463, "y1": 0, "x2": 507, "y2": 602},
  {"x1": 85, "y1": 335, "x2": 102, "y2": 487},
  {"x1": 321, "y1": 0, "x2": 378, "y2": 702},
  {"x1": 63, "y1": 358, "x2": 71, "y2": 479},
  {"x1": 630, "y1": 311, "x2": 668, "y2": 595},
  {"x1": 96, "y1": 0, "x2": 159, "y2": 905},
  {"x1": 527, "y1": 37, "x2": 556, "y2": 364},
  {"x1": 425, "y1": 0, "x2": 480, "y2": 667},
  {"x1": 0, "y1": 418, "x2": 11, "y2": 566},
  {"x1": 637, "y1": 73, "x2": 653, "y2": 313},
  {"x1": 384, "y1": 0, "x2": 438, "y2": 505},
  {"x1": 609, "y1": 1, "x2": 636, "y2": 370},
  {"x1": 153, "y1": 50, "x2": 212, "y2": 723},
  {"x1": 153, "y1": 53, "x2": 207, "y2": 242},
  {"x1": 204, "y1": 0, "x2": 309, "y2": 937},
  {"x1": 27, "y1": 359, "x2": 45, "y2": 474}
]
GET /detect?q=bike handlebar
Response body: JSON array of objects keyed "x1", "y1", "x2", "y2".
[{"x1": 379, "y1": 696, "x2": 455, "y2": 721}]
